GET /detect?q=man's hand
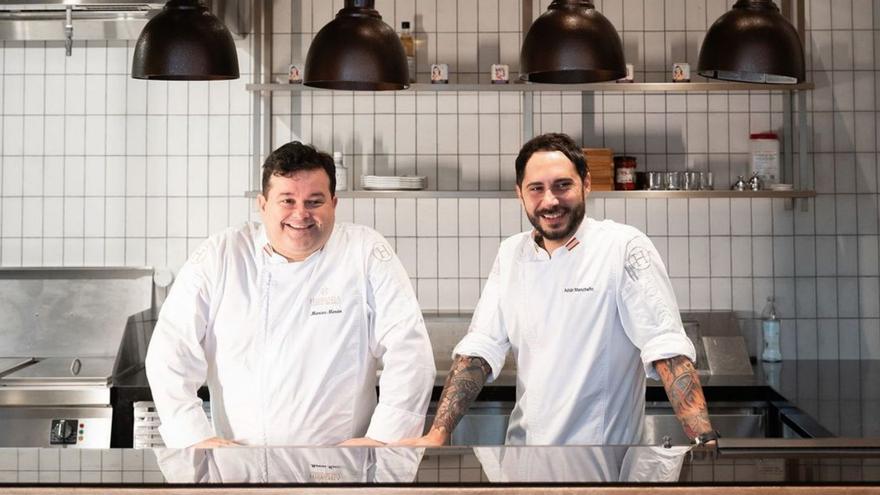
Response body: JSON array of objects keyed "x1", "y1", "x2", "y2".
[
  {"x1": 393, "y1": 428, "x2": 448, "y2": 447},
  {"x1": 654, "y1": 355, "x2": 714, "y2": 442},
  {"x1": 338, "y1": 437, "x2": 385, "y2": 447},
  {"x1": 190, "y1": 437, "x2": 239, "y2": 448}
]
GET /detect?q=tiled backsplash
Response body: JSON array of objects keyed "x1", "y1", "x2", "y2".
[{"x1": 0, "y1": 0, "x2": 878, "y2": 360}]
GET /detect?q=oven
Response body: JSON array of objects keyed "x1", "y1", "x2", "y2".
[{"x1": 0, "y1": 268, "x2": 154, "y2": 448}]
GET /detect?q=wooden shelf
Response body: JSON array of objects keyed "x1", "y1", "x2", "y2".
[
  {"x1": 247, "y1": 81, "x2": 815, "y2": 93},
  {"x1": 245, "y1": 190, "x2": 816, "y2": 199}
]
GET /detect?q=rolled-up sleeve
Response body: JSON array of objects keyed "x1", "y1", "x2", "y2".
[
  {"x1": 452, "y1": 253, "x2": 510, "y2": 382},
  {"x1": 145, "y1": 243, "x2": 216, "y2": 448},
  {"x1": 616, "y1": 234, "x2": 696, "y2": 380},
  {"x1": 364, "y1": 236, "x2": 436, "y2": 443}
]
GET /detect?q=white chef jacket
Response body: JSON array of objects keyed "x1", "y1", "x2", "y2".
[
  {"x1": 454, "y1": 218, "x2": 695, "y2": 445},
  {"x1": 146, "y1": 222, "x2": 436, "y2": 448}
]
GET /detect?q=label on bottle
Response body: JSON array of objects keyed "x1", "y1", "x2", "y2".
[
  {"x1": 751, "y1": 151, "x2": 780, "y2": 184},
  {"x1": 335, "y1": 167, "x2": 348, "y2": 191},
  {"x1": 762, "y1": 320, "x2": 781, "y2": 362},
  {"x1": 615, "y1": 167, "x2": 635, "y2": 184}
]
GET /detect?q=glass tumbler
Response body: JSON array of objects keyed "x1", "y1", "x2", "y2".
[
  {"x1": 647, "y1": 172, "x2": 666, "y2": 190},
  {"x1": 665, "y1": 172, "x2": 682, "y2": 190},
  {"x1": 700, "y1": 172, "x2": 714, "y2": 190},
  {"x1": 683, "y1": 171, "x2": 701, "y2": 190}
]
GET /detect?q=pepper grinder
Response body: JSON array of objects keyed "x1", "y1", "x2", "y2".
[{"x1": 731, "y1": 176, "x2": 747, "y2": 191}]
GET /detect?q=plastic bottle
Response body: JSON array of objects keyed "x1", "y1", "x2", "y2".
[
  {"x1": 761, "y1": 296, "x2": 782, "y2": 362},
  {"x1": 333, "y1": 152, "x2": 348, "y2": 192},
  {"x1": 399, "y1": 21, "x2": 415, "y2": 83}
]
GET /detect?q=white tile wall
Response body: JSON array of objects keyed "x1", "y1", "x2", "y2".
[{"x1": 1, "y1": 0, "x2": 879, "y2": 359}]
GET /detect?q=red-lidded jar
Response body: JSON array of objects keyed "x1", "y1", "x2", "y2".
[{"x1": 614, "y1": 156, "x2": 637, "y2": 190}]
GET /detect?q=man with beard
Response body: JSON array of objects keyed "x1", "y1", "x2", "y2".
[{"x1": 400, "y1": 133, "x2": 717, "y2": 446}]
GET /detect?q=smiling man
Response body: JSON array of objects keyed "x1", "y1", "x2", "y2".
[
  {"x1": 146, "y1": 141, "x2": 435, "y2": 448},
  {"x1": 400, "y1": 133, "x2": 717, "y2": 447}
]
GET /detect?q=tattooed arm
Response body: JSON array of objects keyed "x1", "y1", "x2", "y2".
[
  {"x1": 654, "y1": 355, "x2": 714, "y2": 441},
  {"x1": 395, "y1": 355, "x2": 492, "y2": 446}
]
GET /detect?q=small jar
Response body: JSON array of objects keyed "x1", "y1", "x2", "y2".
[{"x1": 614, "y1": 156, "x2": 637, "y2": 191}]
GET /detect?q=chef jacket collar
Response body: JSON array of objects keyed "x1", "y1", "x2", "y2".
[
  {"x1": 526, "y1": 217, "x2": 590, "y2": 260},
  {"x1": 254, "y1": 222, "x2": 327, "y2": 265}
]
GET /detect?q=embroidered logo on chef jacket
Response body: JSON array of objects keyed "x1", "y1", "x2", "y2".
[
  {"x1": 309, "y1": 464, "x2": 344, "y2": 482},
  {"x1": 309, "y1": 286, "x2": 343, "y2": 317},
  {"x1": 372, "y1": 242, "x2": 393, "y2": 262},
  {"x1": 624, "y1": 238, "x2": 652, "y2": 281}
]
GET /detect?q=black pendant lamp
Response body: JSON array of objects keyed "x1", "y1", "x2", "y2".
[
  {"x1": 520, "y1": 0, "x2": 626, "y2": 84},
  {"x1": 132, "y1": 0, "x2": 239, "y2": 80},
  {"x1": 698, "y1": 0, "x2": 805, "y2": 84},
  {"x1": 304, "y1": 0, "x2": 408, "y2": 91}
]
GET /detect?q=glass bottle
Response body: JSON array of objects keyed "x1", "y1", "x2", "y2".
[
  {"x1": 761, "y1": 296, "x2": 782, "y2": 362},
  {"x1": 399, "y1": 21, "x2": 415, "y2": 83},
  {"x1": 333, "y1": 151, "x2": 348, "y2": 192}
]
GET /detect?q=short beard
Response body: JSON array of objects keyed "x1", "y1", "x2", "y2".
[{"x1": 527, "y1": 200, "x2": 586, "y2": 241}]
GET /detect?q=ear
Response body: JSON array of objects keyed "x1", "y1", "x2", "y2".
[
  {"x1": 257, "y1": 193, "x2": 268, "y2": 214},
  {"x1": 583, "y1": 172, "x2": 592, "y2": 196},
  {"x1": 515, "y1": 184, "x2": 523, "y2": 201},
  {"x1": 331, "y1": 195, "x2": 338, "y2": 208}
]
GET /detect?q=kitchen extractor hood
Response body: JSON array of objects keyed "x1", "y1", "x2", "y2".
[{"x1": 0, "y1": 0, "x2": 248, "y2": 42}]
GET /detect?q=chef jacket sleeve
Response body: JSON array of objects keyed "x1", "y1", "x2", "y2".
[
  {"x1": 364, "y1": 236, "x2": 437, "y2": 443},
  {"x1": 145, "y1": 241, "x2": 216, "y2": 448},
  {"x1": 616, "y1": 233, "x2": 696, "y2": 380},
  {"x1": 452, "y1": 252, "x2": 510, "y2": 382}
]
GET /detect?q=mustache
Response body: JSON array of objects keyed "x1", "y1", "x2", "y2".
[{"x1": 536, "y1": 206, "x2": 570, "y2": 216}]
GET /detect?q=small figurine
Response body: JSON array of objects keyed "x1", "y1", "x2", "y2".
[
  {"x1": 672, "y1": 63, "x2": 690, "y2": 83},
  {"x1": 430, "y1": 63, "x2": 449, "y2": 84},
  {"x1": 288, "y1": 64, "x2": 303, "y2": 84},
  {"x1": 491, "y1": 64, "x2": 509, "y2": 84}
]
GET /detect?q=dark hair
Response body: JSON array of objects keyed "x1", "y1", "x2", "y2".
[
  {"x1": 514, "y1": 133, "x2": 588, "y2": 186},
  {"x1": 261, "y1": 141, "x2": 336, "y2": 196}
]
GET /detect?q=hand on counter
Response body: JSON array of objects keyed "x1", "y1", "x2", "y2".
[
  {"x1": 338, "y1": 437, "x2": 386, "y2": 447},
  {"x1": 191, "y1": 437, "x2": 240, "y2": 448},
  {"x1": 393, "y1": 428, "x2": 448, "y2": 447}
]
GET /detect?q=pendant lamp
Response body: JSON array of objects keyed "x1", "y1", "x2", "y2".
[
  {"x1": 304, "y1": 0, "x2": 408, "y2": 91},
  {"x1": 520, "y1": 0, "x2": 626, "y2": 84},
  {"x1": 698, "y1": 0, "x2": 805, "y2": 84},
  {"x1": 131, "y1": 0, "x2": 239, "y2": 80}
]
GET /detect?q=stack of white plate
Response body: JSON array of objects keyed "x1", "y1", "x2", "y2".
[
  {"x1": 133, "y1": 401, "x2": 212, "y2": 449},
  {"x1": 769, "y1": 183, "x2": 794, "y2": 191},
  {"x1": 361, "y1": 175, "x2": 427, "y2": 190}
]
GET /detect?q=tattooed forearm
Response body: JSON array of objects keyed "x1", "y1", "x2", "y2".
[
  {"x1": 655, "y1": 355, "x2": 713, "y2": 440},
  {"x1": 430, "y1": 355, "x2": 492, "y2": 438}
]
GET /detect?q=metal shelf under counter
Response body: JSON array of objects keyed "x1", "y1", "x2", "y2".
[
  {"x1": 248, "y1": 81, "x2": 816, "y2": 93},
  {"x1": 244, "y1": 190, "x2": 817, "y2": 200}
]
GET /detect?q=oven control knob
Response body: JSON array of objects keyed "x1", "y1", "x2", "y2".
[{"x1": 50, "y1": 419, "x2": 78, "y2": 444}]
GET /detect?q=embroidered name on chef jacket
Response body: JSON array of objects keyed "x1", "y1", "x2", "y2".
[
  {"x1": 563, "y1": 286, "x2": 595, "y2": 293},
  {"x1": 309, "y1": 286, "x2": 343, "y2": 317}
]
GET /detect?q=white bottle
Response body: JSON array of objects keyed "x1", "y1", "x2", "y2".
[
  {"x1": 333, "y1": 152, "x2": 348, "y2": 192},
  {"x1": 761, "y1": 296, "x2": 782, "y2": 362}
]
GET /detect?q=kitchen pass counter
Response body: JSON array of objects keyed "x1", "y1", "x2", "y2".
[{"x1": 1, "y1": 442, "x2": 879, "y2": 491}]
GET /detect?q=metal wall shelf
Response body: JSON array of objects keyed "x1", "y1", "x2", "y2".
[
  {"x1": 245, "y1": 190, "x2": 816, "y2": 200},
  {"x1": 247, "y1": 81, "x2": 815, "y2": 93}
]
